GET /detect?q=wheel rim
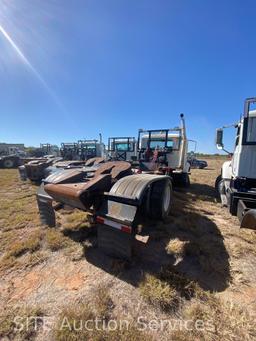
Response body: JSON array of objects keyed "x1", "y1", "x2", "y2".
[{"x1": 163, "y1": 184, "x2": 171, "y2": 212}]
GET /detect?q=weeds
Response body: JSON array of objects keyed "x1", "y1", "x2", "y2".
[
  {"x1": 0, "y1": 305, "x2": 44, "y2": 341},
  {"x1": 5, "y1": 230, "x2": 42, "y2": 258},
  {"x1": 160, "y1": 265, "x2": 207, "y2": 300},
  {"x1": 182, "y1": 296, "x2": 256, "y2": 341},
  {"x1": 139, "y1": 273, "x2": 179, "y2": 311},
  {"x1": 165, "y1": 238, "x2": 187, "y2": 257},
  {"x1": 93, "y1": 285, "x2": 114, "y2": 319},
  {"x1": 44, "y1": 229, "x2": 71, "y2": 251},
  {"x1": 54, "y1": 303, "x2": 150, "y2": 341}
]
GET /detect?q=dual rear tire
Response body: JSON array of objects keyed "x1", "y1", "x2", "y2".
[{"x1": 149, "y1": 179, "x2": 172, "y2": 220}]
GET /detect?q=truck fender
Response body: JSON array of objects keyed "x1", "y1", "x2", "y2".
[{"x1": 222, "y1": 161, "x2": 232, "y2": 180}]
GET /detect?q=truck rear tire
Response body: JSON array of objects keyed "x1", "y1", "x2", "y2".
[
  {"x1": 181, "y1": 173, "x2": 190, "y2": 187},
  {"x1": 149, "y1": 180, "x2": 172, "y2": 220}
]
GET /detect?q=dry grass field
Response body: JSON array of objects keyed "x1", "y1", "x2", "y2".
[{"x1": 0, "y1": 158, "x2": 256, "y2": 340}]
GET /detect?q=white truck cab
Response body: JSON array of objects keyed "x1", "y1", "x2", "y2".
[
  {"x1": 216, "y1": 97, "x2": 256, "y2": 229},
  {"x1": 107, "y1": 137, "x2": 136, "y2": 161},
  {"x1": 137, "y1": 114, "x2": 190, "y2": 186}
]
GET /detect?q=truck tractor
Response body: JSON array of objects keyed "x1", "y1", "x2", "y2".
[
  {"x1": 77, "y1": 138, "x2": 105, "y2": 161},
  {"x1": 0, "y1": 146, "x2": 25, "y2": 168},
  {"x1": 137, "y1": 114, "x2": 190, "y2": 186},
  {"x1": 108, "y1": 137, "x2": 137, "y2": 161},
  {"x1": 215, "y1": 97, "x2": 256, "y2": 230},
  {"x1": 0, "y1": 154, "x2": 21, "y2": 168},
  {"x1": 60, "y1": 142, "x2": 79, "y2": 160},
  {"x1": 40, "y1": 143, "x2": 60, "y2": 157},
  {"x1": 37, "y1": 160, "x2": 173, "y2": 259},
  {"x1": 36, "y1": 114, "x2": 190, "y2": 259}
]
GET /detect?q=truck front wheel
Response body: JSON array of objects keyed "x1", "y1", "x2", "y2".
[
  {"x1": 215, "y1": 175, "x2": 222, "y2": 198},
  {"x1": 3, "y1": 158, "x2": 15, "y2": 168}
]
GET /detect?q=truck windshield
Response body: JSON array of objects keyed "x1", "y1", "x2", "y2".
[
  {"x1": 139, "y1": 133, "x2": 180, "y2": 150},
  {"x1": 85, "y1": 144, "x2": 96, "y2": 149},
  {"x1": 149, "y1": 139, "x2": 174, "y2": 149},
  {"x1": 115, "y1": 143, "x2": 129, "y2": 151}
]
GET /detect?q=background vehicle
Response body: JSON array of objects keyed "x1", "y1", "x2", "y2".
[
  {"x1": 0, "y1": 145, "x2": 25, "y2": 168},
  {"x1": 77, "y1": 138, "x2": 105, "y2": 161},
  {"x1": 60, "y1": 137, "x2": 105, "y2": 161},
  {"x1": 60, "y1": 142, "x2": 79, "y2": 160},
  {"x1": 215, "y1": 97, "x2": 256, "y2": 230},
  {"x1": 108, "y1": 137, "x2": 136, "y2": 161},
  {"x1": 187, "y1": 152, "x2": 208, "y2": 169},
  {"x1": 137, "y1": 114, "x2": 190, "y2": 186},
  {"x1": 40, "y1": 143, "x2": 60, "y2": 157},
  {"x1": 0, "y1": 154, "x2": 21, "y2": 168}
]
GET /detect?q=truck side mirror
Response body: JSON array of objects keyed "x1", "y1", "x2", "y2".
[{"x1": 216, "y1": 128, "x2": 224, "y2": 149}]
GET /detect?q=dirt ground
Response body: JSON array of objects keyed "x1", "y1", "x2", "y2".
[{"x1": 0, "y1": 158, "x2": 256, "y2": 340}]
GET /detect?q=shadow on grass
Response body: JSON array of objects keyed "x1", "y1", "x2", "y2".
[
  {"x1": 81, "y1": 185, "x2": 230, "y2": 293},
  {"x1": 184, "y1": 182, "x2": 217, "y2": 202}
]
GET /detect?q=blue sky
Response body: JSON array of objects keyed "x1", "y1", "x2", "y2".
[{"x1": 0, "y1": 0, "x2": 255, "y2": 153}]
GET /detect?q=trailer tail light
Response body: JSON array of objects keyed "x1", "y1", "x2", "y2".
[
  {"x1": 96, "y1": 216, "x2": 104, "y2": 224},
  {"x1": 121, "y1": 225, "x2": 131, "y2": 233},
  {"x1": 96, "y1": 216, "x2": 132, "y2": 234}
]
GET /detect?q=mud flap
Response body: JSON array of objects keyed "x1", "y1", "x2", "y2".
[
  {"x1": 97, "y1": 224, "x2": 133, "y2": 259},
  {"x1": 37, "y1": 184, "x2": 56, "y2": 227},
  {"x1": 96, "y1": 200, "x2": 138, "y2": 259},
  {"x1": 18, "y1": 165, "x2": 27, "y2": 181}
]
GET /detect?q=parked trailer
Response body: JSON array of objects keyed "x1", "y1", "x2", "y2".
[{"x1": 215, "y1": 97, "x2": 256, "y2": 230}]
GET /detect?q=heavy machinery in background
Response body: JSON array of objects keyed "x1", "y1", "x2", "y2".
[
  {"x1": 0, "y1": 154, "x2": 21, "y2": 168},
  {"x1": 136, "y1": 114, "x2": 190, "y2": 186},
  {"x1": 36, "y1": 114, "x2": 189, "y2": 259},
  {"x1": 215, "y1": 97, "x2": 256, "y2": 230},
  {"x1": 18, "y1": 155, "x2": 62, "y2": 182},
  {"x1": 19, "y1": 137, "x2": 105, "y2": 182},
  {"x1": 108, "y1": 137, "x2": 137, "y2": 161},
  {"x1": 40, "y1": 143, "x2": 60, "y2": 157},
  {"x1": 0, "y1": 143, "x2": 60, "y2": 169},
  {"x1": 60, "y1": 142, "x2": 79, "y2": 160},
  {"x1": 0, "y1": 145, "x2": 25, "y2": 168},
  {"x1": 77, "y1": 137, "x2": 105, "y2": 161},
  {"x1": 60, "y1": 136, "x2": 105, "y2": 161}
]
